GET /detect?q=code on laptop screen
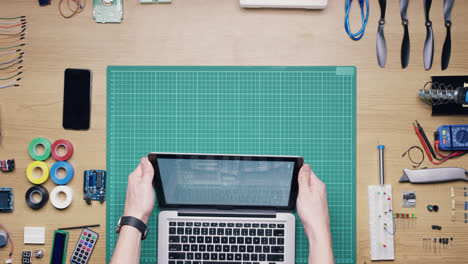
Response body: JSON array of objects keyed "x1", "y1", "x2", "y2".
[{"x1": 158, "y1": 158, "x2": 295, "y2": 207}]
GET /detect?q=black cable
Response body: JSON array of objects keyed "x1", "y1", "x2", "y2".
[
  {"x1": 402, "y1": 146, "x2": 425, "y2": 168},
  {"x1": 58, "y1": 224, "x2": 100, "y2": 230}
]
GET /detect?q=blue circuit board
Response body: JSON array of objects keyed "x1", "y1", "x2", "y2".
[{"x1": 83, "y1": 170, "x2": 106, "y2": 204}]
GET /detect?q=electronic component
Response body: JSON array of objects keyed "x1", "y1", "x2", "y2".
[
  {"x1": 0, "y1": 223, "x2": 13, "y2": 262},
  {"x1": 402, "y1": 191, "x2": 416, "y2": 208},
  {"x1": 368, "y1": 185, "x2": 394, "y2": 260},
  {"x1": 368, "y1": 144, "x2": 394, "y2": 260},
  {"x1": 33, "y1": 249, "x2": 43, "y2": 258},
  {"x1": 0, "y1": 188, "x2": 13, "y2": 212},
  {"x1": 70, "y1": 228, "x2": 99, "y2": 264},
  {"x1": 431, "y1": 225, "x2": 442, "y2": 230},
  {"x1": 437, "y1": 125, "x2": 468, "y2": 151},
  {"x1": 38, "y1": 0, "x2": 50, "y2": 5},
  {"x1": 24, "y1": 227, "x2": 45, "y2": 244},
  {"x1": 0, "y1": 229, "x2": 7, "y2": 248},
  {"x1": 93, "y1": 0, "x2": 123, "y2": 23},
  {"x1": 0, "y1": 159, "x2": 14, "y2": 172},
  {"x1": 22, "y1": 251, "x2": 31, "y2": 264},
  {"x1": 84, "y1": 170, "x2": 106, "y2": 204},
  {"x1": 427, "y1": 204, "x2": 439, "y2": 212},
  {"x1": 50, "y1": 230, "x2": 68, "y2": 264}
]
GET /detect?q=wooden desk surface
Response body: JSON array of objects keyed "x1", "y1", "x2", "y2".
[{"x1": 1, "y1": 0, "x2": 468, "y2": 263}]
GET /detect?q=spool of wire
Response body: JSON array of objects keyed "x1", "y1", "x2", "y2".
[{"x1": 345, "y1": 0, "x2": 369, "y2": 41}]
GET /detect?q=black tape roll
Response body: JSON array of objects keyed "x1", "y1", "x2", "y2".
[{"x1": 25, "y1": 185, "x2": 49, "y2": 210}]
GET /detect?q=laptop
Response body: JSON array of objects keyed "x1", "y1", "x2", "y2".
[
  {"x1": 240, "y1": 0, "x2": 327, "y2": 9},
  {"x1": 148, "y1": 152, "x2": 304, "y2": 264}
]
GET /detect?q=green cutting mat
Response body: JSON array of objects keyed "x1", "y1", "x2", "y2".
[{"x1": 106, "y1": 66, "x2": 356, "y2": 264}]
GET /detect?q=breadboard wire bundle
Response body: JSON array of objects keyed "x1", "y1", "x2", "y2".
[{"x1": 0, "y1": 16, "x2": 25, "y2": 89}]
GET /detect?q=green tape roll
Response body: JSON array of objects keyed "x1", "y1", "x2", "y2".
[{"x1": 29, "y1": 137, "x2": 52, "y2": 161}]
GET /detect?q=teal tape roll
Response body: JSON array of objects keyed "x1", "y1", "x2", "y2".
[{"x1": 29, "y1": 138, "x2": 52, "y2": 161}]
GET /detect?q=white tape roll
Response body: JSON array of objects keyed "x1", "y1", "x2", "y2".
[{"x1": 50, "y1": 186, "x2": 73, "y2": 209}]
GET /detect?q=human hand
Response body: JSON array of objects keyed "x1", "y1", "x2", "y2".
[
  {"x1": 296, "y1": 164, "x2": 334, "y2": 263},
  {"x1": 123, "y1": 157, "x2": 155, "y2": 224}
]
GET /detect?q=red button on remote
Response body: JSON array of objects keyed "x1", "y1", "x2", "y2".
[{"x1": 87, "y1": 248, "x2": 90, "y2": 252}]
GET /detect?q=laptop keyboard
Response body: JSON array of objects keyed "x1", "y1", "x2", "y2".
[{"x1": 167, "y1": 221, "x2": 286, "y2": 264}]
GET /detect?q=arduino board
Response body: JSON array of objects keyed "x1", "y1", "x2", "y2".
[{"x1": 83, "y1": 170, "x2": 106, "y2": 205}]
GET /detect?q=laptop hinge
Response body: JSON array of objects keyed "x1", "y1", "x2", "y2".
[{"x1": 178, "y1": 209, "x2": 276, "y2": 218}]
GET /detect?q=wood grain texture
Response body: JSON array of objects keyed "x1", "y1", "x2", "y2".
[{"x1": 0, "y1": 0, "x2": 467, "y2": 263}]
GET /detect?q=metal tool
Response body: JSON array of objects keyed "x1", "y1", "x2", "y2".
[
  {"x1": 377, "y1": 0, "x2": 387, "y2": 68},
  {"x1": 423, "y1": 0, "x2": 434, "y2": 70},
  {"x1": 378, "y1": 145, "x2": 385, "y2": 185},
  {"x1": 400, "y1": 0, "x2": 410, "y2": 68},
  {"x1": 419, "y1": 82, "x2": 468, "y2": 106},
  {"x1": 400, "y1": 167, "x2": 468, "y2": 183},
  {"x1": 441, "y1": 0, "x2": 454, "y2": 70}
]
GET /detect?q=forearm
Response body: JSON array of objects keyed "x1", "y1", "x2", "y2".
[
  {"x1": 109, "y1": 226, "x2": 142, "y2": 264},
  {"x1": 307, "y1": 236, "x2": 334, "y2": 264}
]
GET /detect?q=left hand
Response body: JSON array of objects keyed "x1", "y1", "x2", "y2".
[{"x1": 123, "y1": 157, "x2": 155, "y2": 224}]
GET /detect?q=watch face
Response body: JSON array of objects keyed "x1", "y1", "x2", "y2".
[{"x1": 115, "y1": 217, "x2": 122, "y2": 233}]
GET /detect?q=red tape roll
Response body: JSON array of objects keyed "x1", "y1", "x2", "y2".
[{"x1": 51, "y1": 139, "x2": 74, "y2": 161}]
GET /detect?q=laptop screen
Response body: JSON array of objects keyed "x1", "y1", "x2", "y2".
[{"x1": 149, "y1": 153, "x2": 303, "y2": 211}]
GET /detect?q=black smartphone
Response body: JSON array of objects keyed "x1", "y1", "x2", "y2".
[{"x1": 63, "y1": 68, "x2": 92, "y2": 130}]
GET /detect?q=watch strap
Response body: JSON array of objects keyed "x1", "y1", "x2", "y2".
[{"x1": 116, "y1": 216, "x2": 148, "y2": 240}]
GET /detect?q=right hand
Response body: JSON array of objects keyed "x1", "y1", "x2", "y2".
[{"x1": 123, "y1": 157, "x2": 155, "y2": 224}]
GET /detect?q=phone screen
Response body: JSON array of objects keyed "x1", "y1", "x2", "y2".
[{"x1": 63, "y1": 68, "x2": 91, "y2": 130}]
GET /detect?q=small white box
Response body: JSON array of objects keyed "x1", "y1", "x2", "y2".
[{"x1": 24, "y1": 227, "x2": 45, "y2": 245}]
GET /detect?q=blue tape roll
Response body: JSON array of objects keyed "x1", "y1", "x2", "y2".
[{"x1": 50, "y1": 161, "x2": 74, "y2": 185}]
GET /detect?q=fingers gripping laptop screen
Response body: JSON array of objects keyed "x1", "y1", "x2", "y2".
[{"x1": 150, "y1": 154, "x2": 303, "y2": 211}]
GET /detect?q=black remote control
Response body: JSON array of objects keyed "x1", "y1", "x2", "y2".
[{"x1": 70, "y1": 228, "x2": 99, "y2": 264}]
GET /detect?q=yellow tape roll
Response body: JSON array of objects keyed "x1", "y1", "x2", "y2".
[{"x1": 26, "y1": 161, "x2": 50, "y2": 185}]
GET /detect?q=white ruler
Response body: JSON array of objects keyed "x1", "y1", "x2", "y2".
[{"x1": 368, "y1": 185, "x2": 395, "y2": 261}]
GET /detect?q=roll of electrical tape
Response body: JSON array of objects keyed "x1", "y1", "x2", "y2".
[
  {"x1": 25, "y1": 185, "x2": 49, "y2": 210},
  {"x1": 50, "y1": 186, "x2": 73, "y2": 210},
  {"x1": 29, "y1": 138, "x2": 52, "y2": 161},
  {"x1": 51, "y1": 139, "x2": 74, "y2": 161},
  {"x1": 50, "y1": 161, "x2": 74, "y2": 185},
  {"x1": 26, "y1": 161, "x2": 50, "y2": 185}
]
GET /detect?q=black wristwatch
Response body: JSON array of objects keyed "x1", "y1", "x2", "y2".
[{"x1": 116, "y1": 216, "x2": 149, "y2": 240}]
